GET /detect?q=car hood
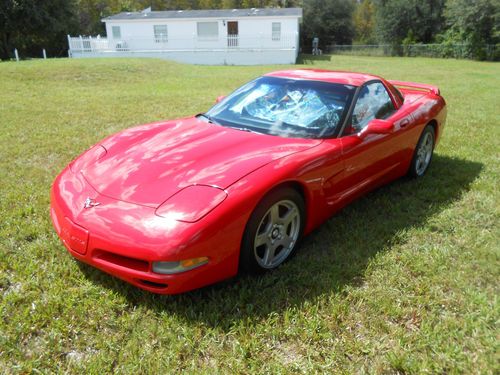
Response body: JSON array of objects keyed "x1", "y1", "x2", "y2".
[{"x1": 80, "y1": 117, "x2": 321, "y2": 207}]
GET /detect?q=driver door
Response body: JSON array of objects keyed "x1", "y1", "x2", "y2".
[{"x1": 337, "y1": 81, "x2": 407, "y2": 202}]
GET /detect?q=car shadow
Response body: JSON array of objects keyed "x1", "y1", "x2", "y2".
[{"x1": 77, "y1": 154, "x2": 482, "y2": 329}]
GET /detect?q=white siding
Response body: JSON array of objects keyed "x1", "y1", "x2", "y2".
[
  {"x1": 105, "y1": 17, "x2": 299, "y2": 48},
  {"x1": 76, "y1": 14, "x2": 302, "y2": 65}
]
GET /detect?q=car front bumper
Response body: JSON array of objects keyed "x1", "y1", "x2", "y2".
[{"x1": 50, "y1": 167, "x2": 241, "y2": 294}]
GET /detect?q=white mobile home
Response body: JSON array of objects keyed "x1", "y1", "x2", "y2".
[{"x1": 68, "y1": 8, "x2": 302, "y2": 65}]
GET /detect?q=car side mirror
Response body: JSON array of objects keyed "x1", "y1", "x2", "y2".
[
  {"x1": 359, "y1": 119, "x2": 394, "y2": 138},
  {"x1": 215, "y1": 95, "x2": 226, "y2": 103}
]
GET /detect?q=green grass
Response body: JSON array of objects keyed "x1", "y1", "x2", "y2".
[{"x1": 0, "y1": 55, "x2": 498, "y2": 374}]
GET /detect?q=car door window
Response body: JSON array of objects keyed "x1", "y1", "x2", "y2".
[{"x1": 350, "y1": 82, "x2": 395, "y2": 133}]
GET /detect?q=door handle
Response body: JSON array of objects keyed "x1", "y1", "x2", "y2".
[{"x1": 400, "y1": 118, "x2": 410, "y2": 128}]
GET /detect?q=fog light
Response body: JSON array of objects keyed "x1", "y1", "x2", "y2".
[{"x1": 152, "y1": 257, "x2": 209, "y2": 274}]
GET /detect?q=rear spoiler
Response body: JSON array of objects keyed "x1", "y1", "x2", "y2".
[{"x1": 388, "y1": 80, "x2": 440, "y2": 96}]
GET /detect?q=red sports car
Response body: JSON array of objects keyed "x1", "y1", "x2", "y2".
[{"x1": 50, "y1": 69, "x2": 446, "y2": 294}]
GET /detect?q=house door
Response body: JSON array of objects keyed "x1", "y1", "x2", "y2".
[{"x1": 227, "y1": 21, "x2": 238, "y2": 47}]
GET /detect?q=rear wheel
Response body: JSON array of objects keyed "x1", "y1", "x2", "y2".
[
  {"x1": 408, "y1": 125, "x2": 435, "y2": 178},
  {"x1": 240, "y1": 188, "x2": 305, "y2": 273}
]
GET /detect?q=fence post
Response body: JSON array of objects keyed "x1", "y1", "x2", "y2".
[
  {"x1": 14, "y1": 48, "x2": 19, "y2": 62},
  {"x1": 67, "y1": 34, "x2": 71, "y2": 55},
  {"x1": 43, "y1": 49, "x2": 47, "y2": 59}
]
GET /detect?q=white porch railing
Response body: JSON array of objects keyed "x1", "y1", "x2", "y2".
[
  {"x1": 68, "y1": 35, "x2": 110, "y2": 52},
  {"x1": 68, "y1": 33, "x2": 298, "y2": 54},
  {"x1": 227, "y1": 34, "x2": 239, "y2": 48}
]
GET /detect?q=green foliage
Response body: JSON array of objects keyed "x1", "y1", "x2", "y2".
[
  {"x1": 0, "y1": 56, "x2": 498, "y2": 373},
  {"x1": 2, "y1": 0, "x2": 499, "y2": 60},
  {"x1": 328, "y1": 43, "x2": 499, "y2": 60},
  {"x1": 301, "y1": 0, "x2": 355, "y2": 51},
  {"x1": 0, "y1": 0, "x2": 78, "y2": 60},
  {"x1": 374, "y1": 0, "x2": 446, "y2": 50},
  {"x1": 353, "y1": 0, "x2": 376, "y2": 44},
  {"x1": 438, "y1": 0, "x2": 499, "y2": 60}
]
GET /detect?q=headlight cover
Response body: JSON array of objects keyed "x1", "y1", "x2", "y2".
[
  {"x1": 155, "y1": 185, "x2": 227, "y2": 223},
  {"x1": 69, "y1": 144, "x2": 107, "y2": 172}
]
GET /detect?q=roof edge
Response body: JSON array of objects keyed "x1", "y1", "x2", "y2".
[{"x1": 102, "y1": 7, "x2": 303, "y2": 22}]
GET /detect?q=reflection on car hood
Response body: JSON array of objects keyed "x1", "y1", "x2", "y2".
[{"x1": 80, "y1": 117, "x2": 321, "y2": 207}]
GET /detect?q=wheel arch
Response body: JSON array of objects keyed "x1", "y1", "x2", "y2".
[
  {"x1": 427, "y1": 119, "x2": 438, "y2": 140},
  {"x1": 246, "y1": 180, "x2": 310, "y2": 227},
  {"x1": 239, "y1": 179, "x2": 311, "y2": 239},
  {"x1": 238, "y1": 179, "x2": 310, "y2": 273}
]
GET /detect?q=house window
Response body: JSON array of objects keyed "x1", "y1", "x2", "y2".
[
  {"x1": 154, "y1": 25, "x2": 168, "y2": 43},
  {"x1": 197, "y1": 22, "x2": 218, "y2": 39},
  {"x1": 112, "y1": 26, "x2": 121, "y2": 39},
  {"x1": 272, "y1": 22, "x2": 281, "y2": 41}
]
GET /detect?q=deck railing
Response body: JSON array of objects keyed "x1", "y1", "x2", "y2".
[{"x1": 68, "y1": 33, "x2": 298, "y2": 54}]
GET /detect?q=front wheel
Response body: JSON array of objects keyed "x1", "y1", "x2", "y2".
[
  {"x1": 240, "y1": 188, "x2": 305, "y2": 273},
  {"x1": 408, "y1": 125, "x2": 435, "y2": 178}
]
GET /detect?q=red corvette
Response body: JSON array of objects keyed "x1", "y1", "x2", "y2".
[{"x1": 50, "y1": 69, "x2": 446, "y2": 294}]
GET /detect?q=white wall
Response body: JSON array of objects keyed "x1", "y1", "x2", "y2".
[
  {"x1": 104, "y1": 16, "x2": 300, "y2": 51},
  {"x1": 68, "y1": 15, "x2": 302, "y2": 65},
  {"x1": 70, "y1": 49, "x2": 298, "y2": 65}
]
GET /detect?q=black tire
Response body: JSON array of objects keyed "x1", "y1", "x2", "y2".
[
  {"x1": 408, "y1": 125, "x2": 435, "y2": 178},
  {"x1": 240, "y1": 188, "x2": 305, "y2": 274}
]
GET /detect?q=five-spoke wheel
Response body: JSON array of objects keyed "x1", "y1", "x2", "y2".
[
  {"x1": 240, "y1": 188, "x2": 304, "y2": 273},
  {"x1": 253, "y1": 199, "x2": 301, "y2": 269}
]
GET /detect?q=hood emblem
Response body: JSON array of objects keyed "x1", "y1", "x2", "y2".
[{"x1": 84, "y1": 197, "x2": 100, "y2": 209}]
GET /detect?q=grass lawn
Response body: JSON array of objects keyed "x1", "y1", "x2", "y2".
[{"x1": 0, "y1": 55, "x2": 498, "y2": 373}]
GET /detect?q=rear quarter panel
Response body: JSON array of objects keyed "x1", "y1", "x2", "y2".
[{"x1": 397, "y1": 87, "x2": 447, "y2": 147}]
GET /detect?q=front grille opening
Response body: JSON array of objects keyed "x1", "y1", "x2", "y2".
[
  {"x1": 93, "y1": 250, "x2": 149, "y2": 272},
  {"x1": 136, "y1": 279, "x2": 168, "y2": 289}
]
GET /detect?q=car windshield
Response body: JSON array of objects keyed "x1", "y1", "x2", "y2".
[{"x1": 205, "y1": 76, "x2": 356, "y2": 138}]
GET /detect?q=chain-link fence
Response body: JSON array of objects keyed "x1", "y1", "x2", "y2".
[{"x1": 327, "y1": 44, "x2": 499, "y2": 61}]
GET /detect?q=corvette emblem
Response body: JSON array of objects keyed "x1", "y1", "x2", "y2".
[{"x1": 83, "y1": 197, "x2": 100, "y2": 209}]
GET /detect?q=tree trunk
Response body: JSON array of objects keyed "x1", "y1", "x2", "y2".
[{"x1": 0, "y1": 32, "x2": 12, "y2": 61}]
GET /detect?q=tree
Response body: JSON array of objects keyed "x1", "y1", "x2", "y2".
[
  {"x1": 197, "y1": 0, "x2": 223, "y2": 9},
  {"x1": 74, "y1": 0, "x2": 161, "y2": 37},
  {"x1": 301, "y1": 0, "x2": 355, "y2": 52},
  {"x1": 374, "y1": 0, "x2": 446, "y2": 48},
  {"x1": 75, "y1": 0, "x2": 111, "y2": 36},
  {"x1": 0, "y1": 0, "x2": 78, "y2": 60},
  {"x1": 353, "y1": 0, "x2": 375, "y2": 44},
  {"x1": 439, "y1": 0, "x2": 499, "y2": 59}
]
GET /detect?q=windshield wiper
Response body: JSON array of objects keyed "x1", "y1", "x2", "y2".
[
  {"x1": 196, "y1": 113, "x2": 221, "y2": 125},
  {"x1": 197, "y1": 114, "x2": 261, "y2": 134},
  {"x1": 227, "y1": 125, "x2": 261, "y2": 134}
]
